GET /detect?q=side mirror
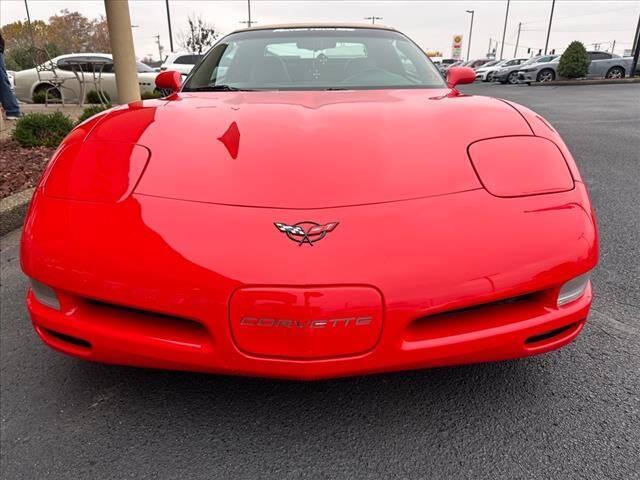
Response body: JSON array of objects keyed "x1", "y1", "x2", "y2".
[
  {"x1": 446, "y1": 66, "x2": 476, "y2": 88},
  {"x1": 155, "y1": 70, "x2": 182, "y2": 93}
]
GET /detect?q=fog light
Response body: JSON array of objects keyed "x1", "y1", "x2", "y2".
[
  {"x1": 30, "y1": 279, "x2": 60, "y2": 310},
  {"x1": 557, "y1": 273, "x2": 591, "y2": 307}
]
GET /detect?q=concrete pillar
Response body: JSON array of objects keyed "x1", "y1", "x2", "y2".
[{"x1": 104, "y1": 0, "x2": 141, "y2": 103}]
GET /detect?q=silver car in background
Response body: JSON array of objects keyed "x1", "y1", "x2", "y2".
[
  {"x1": 492, "y1": 58, "x2": 529, "y2": 84},
  {"x1": 518, "y1": 51, "x2": 633, "y2": 83}
]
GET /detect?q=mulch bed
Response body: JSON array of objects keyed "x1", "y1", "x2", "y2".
[{"x1": 0, "y1": 140, "x2": 55, "y2": 199}]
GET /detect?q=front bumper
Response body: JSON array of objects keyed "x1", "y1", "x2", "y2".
[
  {"x1": 22, "y1": 186, "x2": 598, "y2": 380},
  {"x1": 518, "y1": 71, "x2": 536, "y2": 82}
]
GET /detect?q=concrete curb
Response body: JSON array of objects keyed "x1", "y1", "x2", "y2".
[
  {"x1": 0, "y1": 188, "x2": 34, "y2": 236},
  {"x1": 530, "y1": 77, "x2": 640, "y2": 86}
]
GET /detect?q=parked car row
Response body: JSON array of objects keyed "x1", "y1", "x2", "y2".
[
  {"x1": 464, "y1": 51, "x2": 634, "y2": 85},
  {"x1": 517, "y1": 51, "x2": 634, "y2": 84}
]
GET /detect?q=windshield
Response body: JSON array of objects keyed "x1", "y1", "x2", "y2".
[{"x1": 184, "y1": 27, "x2": 445, "y2": 91}]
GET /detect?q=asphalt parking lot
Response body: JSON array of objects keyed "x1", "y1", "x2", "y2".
[{"x1": 2, "y1": 83, "x2": 639, "y2": 480}]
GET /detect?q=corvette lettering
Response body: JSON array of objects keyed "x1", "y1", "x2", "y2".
[
  {"x1": 274, "y1": 221, "x2": 339, "y2": 245},
  {"x1": 240, "y1": 316, "x2": 373, "y2": 328}
]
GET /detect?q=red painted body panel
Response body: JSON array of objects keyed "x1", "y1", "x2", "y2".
[{"x1": 20, "y1": 87, "x2": 599, "y2": 380}]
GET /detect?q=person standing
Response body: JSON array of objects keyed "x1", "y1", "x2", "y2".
[{"x1": 0, "y1": 32, "x2": 22, "y2": 120}]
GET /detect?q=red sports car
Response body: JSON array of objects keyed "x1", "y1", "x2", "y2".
[{"x1": 21, "y1": 24, "x2": 598, "y2": 380}]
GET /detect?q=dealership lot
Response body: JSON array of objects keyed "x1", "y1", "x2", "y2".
[{"x1": 1, "y1": 83, "x2": 639, "y2": 479}]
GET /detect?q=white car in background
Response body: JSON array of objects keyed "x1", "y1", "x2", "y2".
[
  {"x1": 160, "y1": 52, "x2": 203, "y2": 75},
  {"x1": 474, "y1": 59, "x2": 507, "y2": 82},
  {"x1": 7, "y1": 70, "x2": 16, "y2": 90},
  {"x1": 12, "y1": 53, "x2": 159, "y2": 104}
]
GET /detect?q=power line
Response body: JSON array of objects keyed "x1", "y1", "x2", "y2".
[{"x1": 521, "y1": 5, "x2": 638, "y2": 25}]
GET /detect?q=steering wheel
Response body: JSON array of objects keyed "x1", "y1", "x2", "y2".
[{"x1": 342, "y1": 67, "x2": 389, "y2": 83}]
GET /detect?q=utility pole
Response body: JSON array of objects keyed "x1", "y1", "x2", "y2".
[
  {"x1": 611, "y1": 40, "x2": 615, "y2": 54},
  {"x1": 544, "y1": 0, "x2": 556, "y2": 55},
  {"x1": 499, "y1": 0, "x2": 510, "y2": 60},
  {"x1": 364, "y1": 16, "x2": 383, "y2": 24},
  {"x1": 487, "y1": 38, "x2": 493, "y2": 58},
  {"x1": 466, "y1": 10, "x2": 474, "y2": 61},
  {"x1": 240, "y1": 1, "x2": 257, "y2": 27},
  {"x1": 514, "y1": 22, "x2": 521, "y2": 57},
  {"x1": 165, "y1": 0, "x2": 174, "y2": 53},
  {"x1": 154, "y1": 34, "x2": 163, "y2": 63}
]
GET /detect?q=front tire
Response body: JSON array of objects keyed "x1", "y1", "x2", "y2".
[
  {"x1": 507, "y1": 72, "x2": 519, "y2": 84},
  {"x1": 605, "y1": 67, "x2": 624, "y2": 79},
  {"x1": 486, "y1": 72, "x2": 494, "y2": 82},
  {"x1": 536, "y1": 69, "x2": 555, "y2": 83}
]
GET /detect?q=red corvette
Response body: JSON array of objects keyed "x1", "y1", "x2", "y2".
[{"x1": 21, "y1": 25, "x2": 598, "y2": 379}]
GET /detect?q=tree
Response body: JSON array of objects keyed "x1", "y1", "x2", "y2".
[
  {"x1": 557, "y1": 41, "x2": 590, "y2": 79},
  {"x1": 1, "y1": 10, "x2": 111, "y2": 70},
  {"x1": 1, "y1": 19, "x2": 50, "y2": 69},
  {"x1": 90, "y1": 16, "x2": 111, "y2": 53},
  {"x1": 179, "y1": 15, "x2": 218, "y2": 54},
  {"x1": 47, "y1": 9, "x2": 96, "y2": 53}
]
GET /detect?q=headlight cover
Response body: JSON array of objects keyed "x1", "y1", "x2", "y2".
[
  {"x1": 557, "y1": 272, "x2": 591, "y2": 306},
  {"x1": 468, "y1": 136, "x2": 574, "y2": 197},
  {"x1": 44, "y1": 140, "x2": 149, "y2": 203},
  {"x1": 30, "y1": 278, "x2": 60, "y2": 310}
]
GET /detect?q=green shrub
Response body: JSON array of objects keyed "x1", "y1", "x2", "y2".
[
  {"x1": 12, "y1": 112, "x2": 74, "y2": 148},
  {"x1": 141, "y1": 90, "x2": 162, "y2": 100},
  {"x1": 86, "y1": 89, "x2": 111, "y2": 104},
  {"x1": 32, "y1": 91, "x2": 47, "y2": 104},
  {"x1": 557, "y1": 41, "x2": 590, "y2": 79},
  {"x1": 76, "y1": 105, "x2": 110, "y2": 124}
]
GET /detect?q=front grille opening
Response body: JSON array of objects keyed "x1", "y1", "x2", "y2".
[
  {"x1": 83, "y1": 299, "x2": 212, "y2": 348},
  {"x1": 42, "y1": 328, "x2": 92, "y2": 349},
  {"x1": 405, "y1": 291, "x2": 543, "y2": 342},
  {"x1": 525, "y1": 322, "x2": 578, "y2": 345}
]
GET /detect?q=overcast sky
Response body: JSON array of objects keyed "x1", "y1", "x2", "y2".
[{"x1": 1, "y1": 0, "x2": 638, "y2": 60}]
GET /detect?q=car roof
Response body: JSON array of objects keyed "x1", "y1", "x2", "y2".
[
  {"x1": 52, "y1": 53, "x2": 112, "y2": 61},
  {"x1": 231, "y1": 22, "x2": 397, "y2": 34}
]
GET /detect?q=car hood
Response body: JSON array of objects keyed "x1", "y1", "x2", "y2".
[{"x1": 88, "y1": 89, "x2": 533, "y2": 209}]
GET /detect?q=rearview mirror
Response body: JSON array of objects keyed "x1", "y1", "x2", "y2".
[
  {"x1": 446, "y1": 66, "x2": 476, "y2": 88},
  {"x1": 155, "y1": 70, "x2": 182, "y2": 93}
]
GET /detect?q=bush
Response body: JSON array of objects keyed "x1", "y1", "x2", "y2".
[
  {"x1": 76, "y1": 105, "x2": 110, "y2": 124},
  {"x1": 557, "y1": 41, "x2": 590, "y2": 79},
  {"x1": 141, "y1": 90, "x2": 162, "y2": 100},
  {"x1": 32, "y1": 91, "x2": 47, "y2": 104},
  {"x1": 86, "y1": 89, "x2": 111, "y2": 104},
  {"x1": 12, "y1": 112, "x2": 74, "y2": 148}
]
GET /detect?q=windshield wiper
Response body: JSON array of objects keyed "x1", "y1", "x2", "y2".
[{"x1": 185, "y1": 85, "x2": 254, "y2": 92}]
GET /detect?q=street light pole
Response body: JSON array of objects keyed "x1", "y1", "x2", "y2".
[
  {"x1": 499, "y1": 0, "x2": 510, "y2": 60},
  {"x1": 165, "y1": 0, "x2": 174, "y2": 53},
  {"x1": 514, "y1": 22, "x2": 522, "y2": 57},
  {"x1": 466, "y1": 10, "x2": 474, "y2": 61},
  {"x1": 544, "y1": 0, "x2": 556, "y2": 55}
]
